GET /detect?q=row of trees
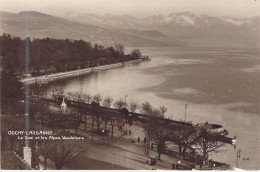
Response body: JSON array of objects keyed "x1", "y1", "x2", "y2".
[
  {"x1": 58, "y1": 90, "x2": 226, "y2": 164},
  {"x1": 140, "y1": 101, "x2": 226, "y2": 165},
  {"x1": 0, "y1": 33, "x2": 142, "y2": 77}
]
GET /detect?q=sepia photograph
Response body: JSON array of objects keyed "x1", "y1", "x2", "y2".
[{"x1": 0, "y1": 0, "x2": 259, "y2": 170}]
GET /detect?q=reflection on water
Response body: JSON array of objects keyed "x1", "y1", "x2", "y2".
[{"x1": 39, "y1": 47, "x2": 260, "y2": 170}]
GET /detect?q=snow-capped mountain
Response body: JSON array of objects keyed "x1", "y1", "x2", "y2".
[
  {"x1": 163, "y1": 11, "x2": 208, "y2": 28},
  {"x1": 62, "y1": 11, "x2": 259, "y2": 48}
]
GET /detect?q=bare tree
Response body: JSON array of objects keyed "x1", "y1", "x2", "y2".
[
  {"x1": 143, "y1": 108, "x2": 168, "y2": 160},
  {"x1": 57, "y1": 88, "x2": 64, "y2": 98},
  {"x1": 159, "y1": 106, "x2": 167, "y2": 116},
  {"x1": 82, "y1": 93, "x2": 92, "y2": 104},
  {"x1": 192, "y1": 129, "x2": 225, "y2": 164},
  {"x1": 95, "y1": 112, "x2": 103, "y2": 132},
  {"x1": 91, "y1": 101, "x2": 103, "y2": 132},
  {"x1": 140, "y1": 101, "x2": 152, "y2": 115},
  {"x1": 39, "y1": 140, "x2": 52, "y2": 170},
  {"x1": 129, "y1": 100, "x2": 139, "y2": 113},
  {"x1": 93, "y1": 93, "x2": 102, "y2": 105},
  {"x1": 167, "y1": 127, "x2": 198, "y2": 159},
  {"x1": 66, "y1": 91, "x2": 73, "y2": 100},
  {"x1": 114, "y1": 98, "x2": 126, "y2": 110},
  {"x1": 114, "y1": 44, "x2": 124, "y2": 57},
  {"x1": 51, "y1": 88, "x2": 64, "y2": 100},
  {"x1": 102, "y1": 97, "x2": 113, "y2": 108},
  {"x1": 49, "y1": 140, "x2": 80, "y2": 169},
  {"x1": 110, "y1": 116, "x2": 117, "y2": 138},
  {"x1": 102, "y1": 97, "x2": 113, "y2": 129}
]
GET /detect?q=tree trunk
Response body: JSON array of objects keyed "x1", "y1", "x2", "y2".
[
  {"x1": 84, "y1": 115, "x2": 87, "y2": 131},
  {"x1": 44, "y1": 157, "x2": 47, "y2": 170},
  {"x1": 183, "y1": 145, "x2": 187, "y2": 159},
  {"x1": 158, "y1": 150, "x2": 161, "y2": 160},
  {"x1": 92, "y1": 123, "x2": 94, "y2": 140},
  {"x1": 111, "y1": 126, "x2": 114, "y2": 138},
  {"x1": 178, "y1": 144, "x2": 182, "y2": 158},
  {"x1": 97, "y1": 122, "x2": 100, "y2": 132},
  {"x1": 105, "y1": 121, "x2": 107, "y2": 129}
]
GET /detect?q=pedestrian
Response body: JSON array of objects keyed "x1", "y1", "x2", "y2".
[
  {"x1": 129, "y1": 130, "x2": 131, "y2": 135},
  {"x1": 137, "y1": 137, "x2": 140, "y2": 142},
  {"x1": 144, "y1": 137, "x2": 147, "y2": 143}
]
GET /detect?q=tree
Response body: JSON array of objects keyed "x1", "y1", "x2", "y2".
[
  {"x1": 114, "y1": 99, "x2": 126, "y2": 110},
  {"x1": 82, "y1": 93, "x2": 92, "y2": 104},
  {"x1": 114, "y1": 44, "x2": 124, "y2": 57},
  {"x1": 192, "y1": 129, "x2": 225, "y2": 164},
  {"x1": 0, "y1": 62, "x2": 23, "y2": 113},
  {"x1": 167, "y1": 127, "x2": 197, "y2": 159},
  {"x1": 129, "y1": 100, "x2": 139, "y2": 113},
  {"x1": 49, "y1": 140, "x2": 80, "y2": 169},
  {"x1": 39, "y1": 140, "x2": 52, "y2": 169},
  {"x1": 91, "y1": 101, "x2": 103, "y2": 132},
  {"x1": 93, "y1": 94, "x2": 102, "y2": 105},
  {"x1": 0, "y1": 34, "x2": 143, "y2": 79},
  {"x1": 102, "y1": 97, "x2": 113, "y2": 108},
  {"x1": 143, "y1": 108, "x2": 167, "y2": 160},
  {"x1": 102, "y1": 97, "x2": 113, "y2": 129},
  {"x1": 110, "y1": 115, "x2": 117, "y2": 138},
  {"x1": 159, "y1": 106, "x2": 167, "y2": 116},
  {"x1": 51, "y1": 88, "x2": 64, "y2": 100},
  {"x1": 131, "y1": 49, "x2": 142, "y2": 59},
  {"x1": 140, "y1": 101, "x2": 152, "y2": 115}
]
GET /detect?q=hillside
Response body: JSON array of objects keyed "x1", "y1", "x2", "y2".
[
  {"x1": 63, "y1": 11, "x2": 260, "y2": 48},
  {"x1": 0, "y1": 11, "x2": 181, "y2": 47}
]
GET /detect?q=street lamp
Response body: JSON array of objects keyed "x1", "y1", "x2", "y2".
[
  {"x1": 236, "y1": 149, "x2": 241, "y2": 168},
  {"x1": 184, "y1": 104, "x2": 188, "y2": 129}
]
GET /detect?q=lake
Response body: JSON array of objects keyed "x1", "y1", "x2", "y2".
[{"x1": 37, "y1": 46, "x2": 260, "y2": 170}]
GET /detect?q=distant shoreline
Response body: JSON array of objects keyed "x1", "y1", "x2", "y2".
[{"x1": 21, "y1": 58, "x2": 149, "y2": 85}]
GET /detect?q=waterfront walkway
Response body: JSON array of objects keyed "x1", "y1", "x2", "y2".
[
  {"x1": 28, "y1": 97, "x2": 232, "y2": 170},
  {"x1": 21, "y1": 59, "x2": 144, "y2": 85}
]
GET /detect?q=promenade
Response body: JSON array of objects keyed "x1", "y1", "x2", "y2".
[{"x1": 21, "y1": 59, "x2": 144, "y2": 85}]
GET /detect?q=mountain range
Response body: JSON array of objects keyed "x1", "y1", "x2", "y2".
[{"x1": 0, "y1": 11, "x2": 259, "y2": 48}]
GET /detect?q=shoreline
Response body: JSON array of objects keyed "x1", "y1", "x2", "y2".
[{"x1": 21, "y1": 59, "x2": 146, "y2": 85}]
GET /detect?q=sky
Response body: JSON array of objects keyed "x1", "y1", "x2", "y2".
[{"x1": 0, "y1": 0, "x2": 259, "y2": 17}]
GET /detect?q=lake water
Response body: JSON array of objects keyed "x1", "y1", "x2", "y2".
[{"x1": 38, "y1": 47, "x2": 260, "y2": 170}]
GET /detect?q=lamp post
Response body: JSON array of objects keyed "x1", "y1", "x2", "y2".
[
  {"x1": 184, "y1": 104, "x2": 188, "y2": 129},
  {"x1": 236, "y1": 149, "x2": 241, "y2": 168}
]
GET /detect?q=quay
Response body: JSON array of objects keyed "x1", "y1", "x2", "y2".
[
  {"x1": 37, "y1": 97, "x2": 236, "y2": 145},
  {"x1": 21, "y1": 58, "x2": 147, "y2": 85}
]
